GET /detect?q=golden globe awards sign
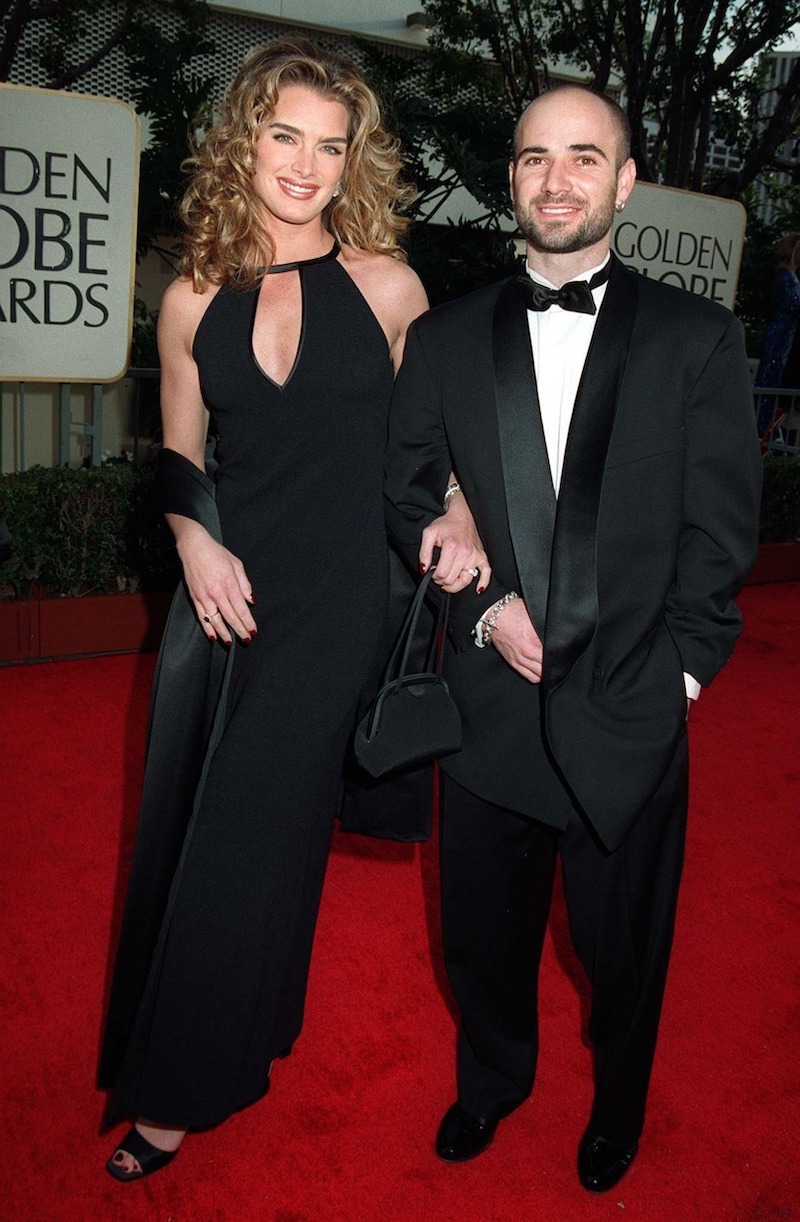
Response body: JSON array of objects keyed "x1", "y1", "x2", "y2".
[
  {"x1": 0, "y1": 83, "x2": 140, "y2": 382},
  {"x1": 612, "y1": 181, "x2": 746, "y2": 310}
]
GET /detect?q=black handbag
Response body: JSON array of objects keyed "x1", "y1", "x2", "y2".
[{"x1": 353, "y1": 568, "x2": 462, "y2": 778}]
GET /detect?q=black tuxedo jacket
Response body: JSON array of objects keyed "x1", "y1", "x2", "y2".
[{"x1": 384, "y1": 256, "x2": 762, "y2": 851}]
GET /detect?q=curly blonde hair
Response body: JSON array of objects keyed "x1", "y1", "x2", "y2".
[{"x1": 178, "y1": 38, "x2": 415, "y2": 290}]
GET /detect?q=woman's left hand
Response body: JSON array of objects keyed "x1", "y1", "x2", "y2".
[{"x1": 419, "y1": 488, "x2": 492, "y2": 594}]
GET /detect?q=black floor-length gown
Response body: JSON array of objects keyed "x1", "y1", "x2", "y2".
[{"x1": 99, "y1": 244, "x2": 394, "y2": 1128}]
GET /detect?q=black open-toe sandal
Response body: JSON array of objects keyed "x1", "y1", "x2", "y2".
[{"x1": 106, "y1": 1126, "x2": 179, "y2": 1182}]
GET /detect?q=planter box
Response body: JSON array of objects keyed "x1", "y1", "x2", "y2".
[
  {"x1": 746, "y1": 540, "x2": 800, "y2": 585},
  {"x1": 0, "y1": 590, "x2": 172, "y2": 663},
  {"x1": 1, "y1": 542, "x2": 794, "y2": 664},
  {"x1": 0, "y1": 597, "x2": 40, "y2": 663}
]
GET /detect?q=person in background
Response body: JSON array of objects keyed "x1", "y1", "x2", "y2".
[
  {"x1": 99, "y1": 37, "x2": 484, "y2": 1182},
  {"x1": 755, "y1": 231, "x2": 800, "y2": 435}
]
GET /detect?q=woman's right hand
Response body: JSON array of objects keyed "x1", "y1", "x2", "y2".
[
  {"x1": 174, "y1": 520, "x2": 257, "y2": 645},
  {"x1": 420, "y1": 486, "x2": 492, "y2": 594}
]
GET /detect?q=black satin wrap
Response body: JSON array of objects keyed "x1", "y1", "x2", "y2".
[
  {"x1": 98, "y1": 448, "x2": 237, "y2": 1093},
  {"x1": 151, "y1": 445, "x2": 220, "y2": 534}
]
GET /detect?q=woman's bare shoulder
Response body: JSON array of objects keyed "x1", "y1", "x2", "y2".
[
  {"x1": 339, "y1": 245, "x2": 421, "y2": 289},
  {"x1": 161, "y1": 276, "x2": 222, "y2": 322},
  {"x1": 158, "y1": 276, "x2": 223, "y2": 350},
  {"x1": 339, "y1": 246, "x2": 428, "y2": 328}
]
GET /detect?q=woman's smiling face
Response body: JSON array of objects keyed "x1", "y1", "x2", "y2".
[{"x1": 252, "y1": 83, "x2": 350, "y2": 230}]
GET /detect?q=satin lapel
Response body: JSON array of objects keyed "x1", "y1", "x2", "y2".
[
  {"x1": 544, "y1": 258, "x2": 639, "y2": 691},
  {"x1": 492, "y1": 278, "x2": 556, "y2": 634}
]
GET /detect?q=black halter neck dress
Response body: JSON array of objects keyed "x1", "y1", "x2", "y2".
[{"x1": 100, "y1": 244, "x2": 393, "y2": 1127}]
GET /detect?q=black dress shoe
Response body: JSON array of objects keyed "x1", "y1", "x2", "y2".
[
  {"x1": 578, "y1": 1133, "x2": 639, "y2": 1192},
  {"x1": 436, "y1": 1102, "x2": 500, "y2": 1163}
]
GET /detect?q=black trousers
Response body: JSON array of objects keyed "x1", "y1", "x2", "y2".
[{"x1": 440, "y1": 735, "x2": 688, "y2": 1144}]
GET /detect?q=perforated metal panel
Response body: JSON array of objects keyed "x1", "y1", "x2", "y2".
[{"x1": 2, "y1": 2, "x2": 421, "y2": 107}]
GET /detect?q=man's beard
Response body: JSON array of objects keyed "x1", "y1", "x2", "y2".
[{"x1": 515, "y1": 193, "x2": 616, "y2": 254}]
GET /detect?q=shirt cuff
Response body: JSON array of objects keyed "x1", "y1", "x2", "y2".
[
  {"x1": 472, "y1": 620, "x2": 703, "y2": 700},
  {"x1": 684, "y1": 673, "x2": 701, "y2": 701},
  {"x1": 473, "y1": 607, "x2": 492, "y2": 647}
]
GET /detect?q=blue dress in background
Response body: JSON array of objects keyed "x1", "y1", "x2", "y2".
[
  {"x1": 754, "y1": 268, "x2": 800, "y2": 434},
  {"x1": 755, "y1": 268, "x2": 800, "y2": 388}
]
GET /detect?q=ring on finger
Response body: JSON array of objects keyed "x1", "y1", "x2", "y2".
[
  {"x1": 203, "y1": 609, "x2": 220, "y2": 623},
  {"x1": 465, "y1": 567, "x2": 479, "y2": 578}
]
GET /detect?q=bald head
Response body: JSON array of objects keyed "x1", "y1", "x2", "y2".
[{"x1": 513, "y1": 85, "x2": 631, "y2": 170}]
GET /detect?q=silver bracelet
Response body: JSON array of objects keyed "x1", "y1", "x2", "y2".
[
  {"x1": 443, "y1": 481, "x2": 461, "y2": 507},
  {"x1": 474, "y1": 591, "x2": 518, "y2": 648}
]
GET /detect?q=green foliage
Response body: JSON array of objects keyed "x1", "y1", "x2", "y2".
[
  {"x1": 0, "y1": 464, "x2": 179, "y2": 599},
  {"x1": 125, "y1": 1, "x2": 217, "y2": 258},
  {"x1": 407, "y1": 220, "x2": 519, "y2": 306},
  {"x1": 131, "y1": 298, "x2": 160, "y2": 368},
  {"x1": 354, "y1": 40, "x2": 518, "y2": 301},
  {"x1": 421, "y1": 0, "x2": 800, "y2": 197},
  {"x1": 760, "y1": 455, "x2": 800, "y2": 543},
  {"x1": 413, "y1": 1, "x2": 800, "y2": 335},
  {"x1": 424, "y1": 0, "x2": 550, "y2": 113},
  {"x1": 0, "y1": 0, "x2": 134, "y2": 89},
  {"x1": 1, "y1": 1, "x2": 216, "y2": 266},
  {"x1": 356, "y1": 39, "x2": 514, "y2": 228}
]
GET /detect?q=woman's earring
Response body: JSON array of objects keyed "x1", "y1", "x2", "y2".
[{"x1": 332, "y1": 183, "x2": 341, "y2": 198}]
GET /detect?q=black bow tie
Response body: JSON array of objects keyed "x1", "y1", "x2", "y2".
[{"x1": 516, "y1": 262, "x2": 612, "y2": 315}]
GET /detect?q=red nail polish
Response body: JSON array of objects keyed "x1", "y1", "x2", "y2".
[
  {"x1": 210, "y1": 633, "x2": 217, "y2": 643},
  {"x1": 420, "y1": 563, "x2": 427, "y2": 574},
  {"x1": 244, "y1": 635, "x2": 252, "y2": 645},
  {"x1": 249, "y1": 594, "x2": 257, "y2": 604},
  {"x1": 477, "y1": 586, "x2": 485, "y2": 595}
]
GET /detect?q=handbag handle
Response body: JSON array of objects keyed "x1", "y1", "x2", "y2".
[{"x1": 382, "y1": 568, "x2": 450, "y2": 692}]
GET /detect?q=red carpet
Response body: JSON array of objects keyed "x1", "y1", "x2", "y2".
[{"x1": 1, "y1": 583, "x2": 798, "y2": 1220}]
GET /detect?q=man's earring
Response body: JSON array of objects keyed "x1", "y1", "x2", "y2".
[{"x1": 615, "y1": 201, "x2": 625, "y2": 212}]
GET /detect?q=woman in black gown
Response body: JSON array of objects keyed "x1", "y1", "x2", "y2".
[{"x1": 100, "y1": 38, "x2": 488, "y2": 1181}]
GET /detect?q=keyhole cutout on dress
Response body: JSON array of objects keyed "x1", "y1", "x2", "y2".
[{"x1": 251, "y1": 269, "x2": 304, "y2": 390}]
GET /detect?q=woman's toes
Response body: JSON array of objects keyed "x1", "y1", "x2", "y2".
[{"x1": 112, "y1": 1149, "x2": 141, "y2": 1175}]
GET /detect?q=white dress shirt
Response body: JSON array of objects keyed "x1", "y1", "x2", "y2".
[
  {"x1": 475, "y1": 257, "x2": 700, "y2": 702},
  {"x1": 526, "y1": 256, "x2": 610, "y2": 495}
]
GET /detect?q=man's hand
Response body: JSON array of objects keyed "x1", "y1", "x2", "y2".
[{"x1": 490, "y1": 598, "x2": 543, "y2": 683}]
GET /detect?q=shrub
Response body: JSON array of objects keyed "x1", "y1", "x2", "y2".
[
  {"x1": 1, "y1": 452, "x2": 797, "y2": 601},
  {"x1": 0, "y1": 463, "x2": 179, "y2": 599},
  {"x1": 760, "y1": 456, "x2": 800, "y2": 544}
]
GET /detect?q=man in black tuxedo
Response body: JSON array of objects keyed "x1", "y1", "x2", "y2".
[{"x1": 384, "y1": 85, "x2": 761, "y2": 1192}]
